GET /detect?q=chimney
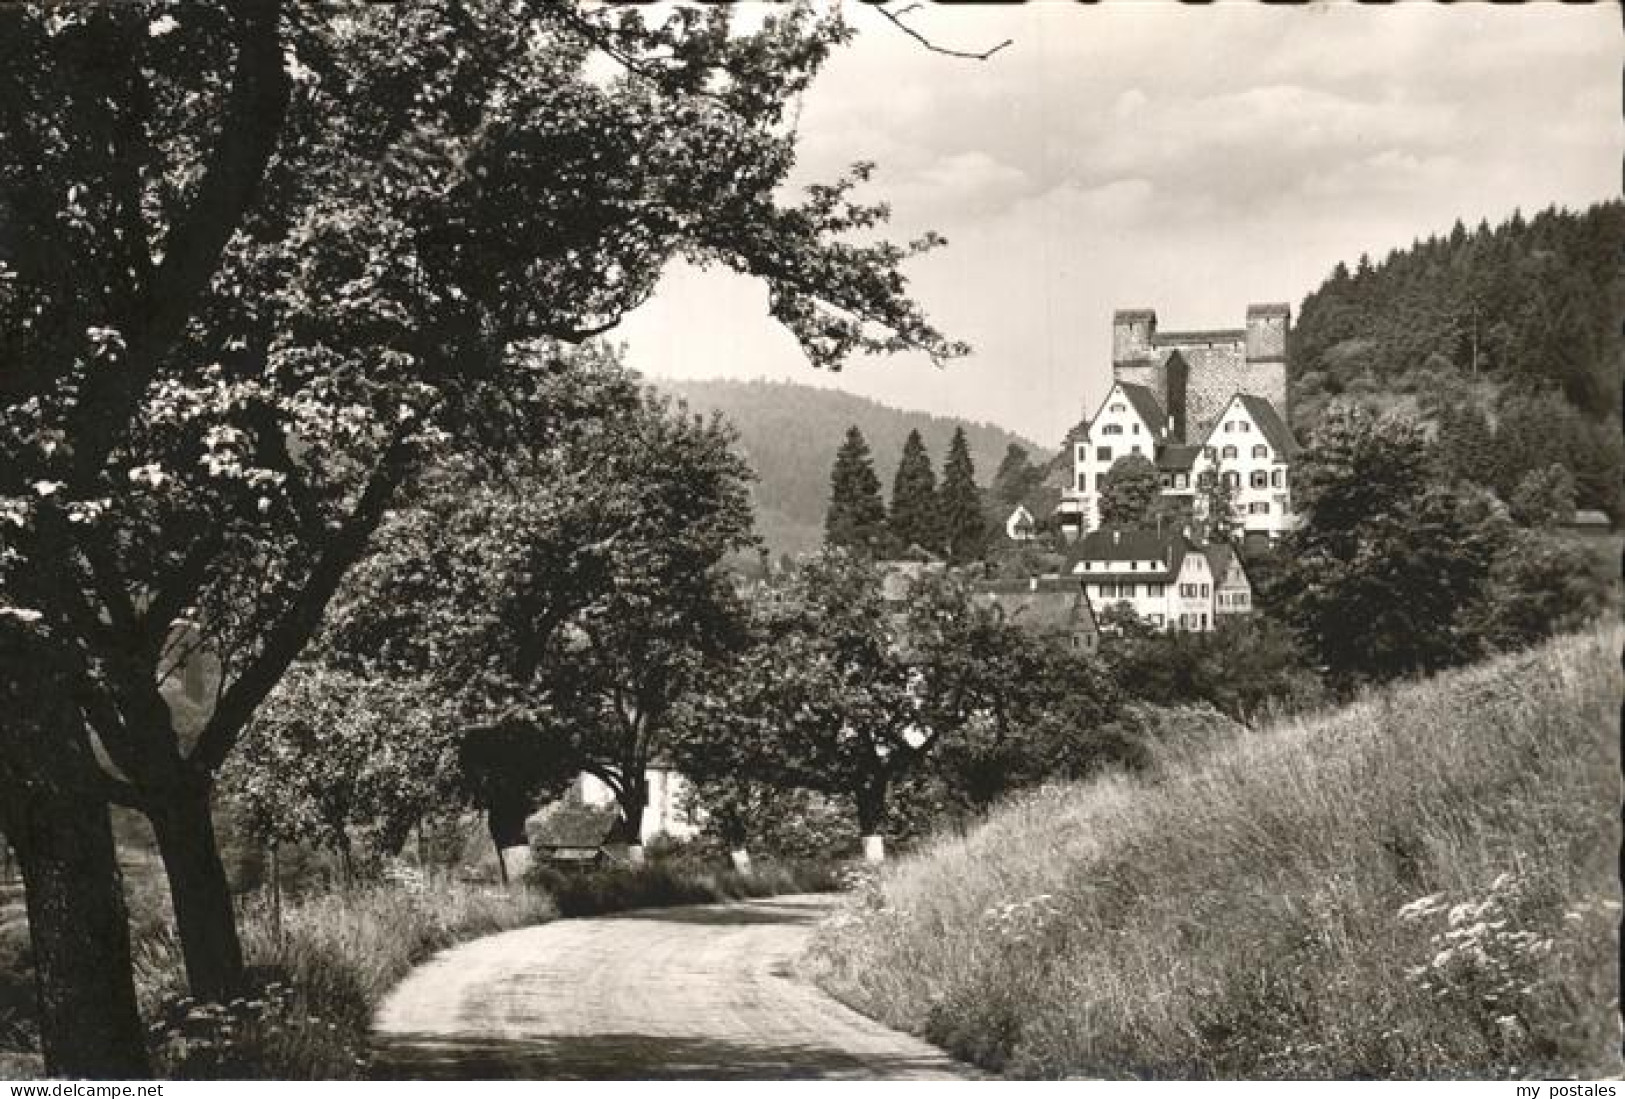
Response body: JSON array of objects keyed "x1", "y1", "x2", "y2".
[{"x1": 1029, "y1": 577, "x2": 1038, "y2": 592}]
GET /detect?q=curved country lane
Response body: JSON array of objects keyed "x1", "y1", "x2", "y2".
[{"x1": 370, "y1": 893, "x2": 977, "y2": 1080}]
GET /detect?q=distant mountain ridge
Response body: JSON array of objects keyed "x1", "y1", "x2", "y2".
[{"x1": 651, "y1": 378, "x2": 1049, "y2": 555}]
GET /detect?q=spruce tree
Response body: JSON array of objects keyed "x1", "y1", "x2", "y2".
[
  {"x1": 938, "y1": 426, "x2": 987, "y2": 565},
  {"x1": 825, "y1": 425, "x2": 891, "y2": 554},
  {"x1": 889, "y1": 429, "x2": 940, "y2": 553},
  {"x1": 990, "y1": 443, "x2": 1041, "y2": 509}
]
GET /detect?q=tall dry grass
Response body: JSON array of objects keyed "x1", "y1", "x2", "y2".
[
  {"x1": 138, "y1": 883, "x2": 557, "y2": 1078},
  {"x1": 802, "y1": 625, "x2": 1622, "y2": 1079}
]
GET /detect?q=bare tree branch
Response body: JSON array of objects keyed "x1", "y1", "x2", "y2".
[{"x1": 869, "y1": 3, "x2": 1012, "y2": 61}]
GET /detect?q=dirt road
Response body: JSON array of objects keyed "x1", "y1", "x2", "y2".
[{"x1": 370, "y1": 893, "x2": 976, "y2": 1080}]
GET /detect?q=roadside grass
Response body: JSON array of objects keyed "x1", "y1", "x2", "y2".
[
  {"x1": 137, "y1": 882, "x2": 557, "y2": 1079},
  {"x1": 801, "y1": 625, "x2": 1622, "y2": 1079}
]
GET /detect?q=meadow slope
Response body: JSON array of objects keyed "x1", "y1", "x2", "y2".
[{"x1": 803, "y1": 626, "x2": 1622, "y2": 1079}]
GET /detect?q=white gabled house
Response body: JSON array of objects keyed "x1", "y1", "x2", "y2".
[
  {"x1": 1190, "y1": 393, "x2": 1300, "y2": 543},
  {"x1": 1065, "y1": 526, "x2": 1255, "y2": 632},
  {"x1": 1066, "y1": 381, "x2": 1170, "y2": 533}
]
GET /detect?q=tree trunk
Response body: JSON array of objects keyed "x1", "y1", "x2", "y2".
[
  {"x1": 487, "y1": 801, "x2": 531, "y2": 886},
  {"x1": 146, "y1": 779, "x2": 245, "y2": 1004},
  {"x1": 856, "y1": 778, "x2": 889, "y2": 863},
  {"x1": 619, "y1": 774, "x2": 647, "y2": 849},
  {"x1": 8, "y1": 801, "x2": 151, "y2": 1078},
  {"x1": 0, "y1": 640, "x2": 150, "y2": 1078}
]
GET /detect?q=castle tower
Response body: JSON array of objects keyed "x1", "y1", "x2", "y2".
[
  {"x1": 1111, "y1": 308, "x2": 1163, "y2": 399},
  {"x1": 1241, "y1": 302, "x2": 1290, "y2": 419}
]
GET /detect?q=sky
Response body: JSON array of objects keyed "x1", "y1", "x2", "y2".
[{"x1": 614, "y1": 2, "x2": 1622, "y2": 447}]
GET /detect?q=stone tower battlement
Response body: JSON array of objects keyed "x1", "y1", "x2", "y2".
[{"x1": 1109, "y1": 303, "x2": 1290, "y2": 441}]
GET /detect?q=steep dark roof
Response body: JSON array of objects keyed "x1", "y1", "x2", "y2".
[
  {"x1": 1234, "y1": 394, "x2": 1300, "y2": 457},
  {"x1": 1202, "y1": 543, "x2": 1248, "y2": 587},
  {"x1": 1066, "y1": 527, "x2": 1208, "y2": 581},
  {"x1": 1156, "y1": 443, "x2": 1202, "y2": 471},
  {"x1": 1114, "y1": 382, "x2": 1167, "y2": 437},
  {"x1": 973, "y1": 580, "x2": 1097, "y2": 638}
]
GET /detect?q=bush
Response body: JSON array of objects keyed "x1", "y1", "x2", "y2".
[
  {"x1": 802, "y1": 626, "x2": 1622, "y2": 1079},
  {"x1": 527, "y1": 860, "x2": 839, "y2": 919}
]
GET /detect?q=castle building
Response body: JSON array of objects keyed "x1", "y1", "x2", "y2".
[{"x1": 1050, "y1": 303, "x2": 1300, "y2": 543}]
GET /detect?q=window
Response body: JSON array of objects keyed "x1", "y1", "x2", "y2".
[
  {"x1": 1130, "y1": 561, "x2": 1138, "y2": 571},
  {"x1": 1224, "y1": 422, "x2": 1233, "y2": 433},
  {"x1": 1102, "y1": 423, "x2": 1123, "y2": 436},
  {"x1": 1097, "y1": 446, "x2": 1112, "y2": 462},
  {"x1": 1076, "y1": 472, "x2": 1087, "y2": 491},
  {"x1": 1110, "y1": 402, "x2": 1126, "y2": 413},
  {"x1": 1198, "y1": 471, "x2": 1214, "y2": 489},
  {"x1": 1253, "y1": 444, "x2": 1269, "y2": 460},
  {"x1": 1221, "y1": 445, "x2": 1238, "y2": 460},
  {"x1": 1240, "y1": 422, "x2": 1251, "y2": 433},
  {"x1": 1204, "y1": 446, "x2": 1217, "y2": 460},
  {"x1": 1083, "y1": 561, "x2": 1093, "y2": 571},
  {"x1": 1223, "y1": 471, "x2": 1240, "y2": 488},
  {"x1": 1176, "y1": 473, "x2": 1189, "y2": 489},
  {"x1": 1200, "y1": 613, "x2": 1208, "y2": 629},
  {"x1": 1147, "y1": 614, "x2": 1164, "y2": 627},
  {"x1": 1250, "y1": 470, "x2": 1269, "y2": 489},
  {"x1": 1131, "y1": 423, "x2": 1141, "y2": 434},
  {"x1": 1200, "y1": 583, "x2": 1210, "y2": 598},
  {"x1": 1146, "y1": 582, "x2": 1164, "y2": 597},
  {"x1": 1249, "y1": 501, "x2": 1269, "y2": 514},
  {"x1": 1076, "y1": 443, "x2": 1088, "y2": 461},
  {"x1": 1160, "y1": 474, "x2": 1173, "y2": 488},
  {"x1": 1130, "y1": 444, "x2": 1142, "y2": 456},
  {"x1": 1272, "y1": 469, "x2": 1284, "y2": 488}
]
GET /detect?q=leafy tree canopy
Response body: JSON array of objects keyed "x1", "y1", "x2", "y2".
[{"x1": 1097, "y1": 453, "x2": 1161, "y2": 528}]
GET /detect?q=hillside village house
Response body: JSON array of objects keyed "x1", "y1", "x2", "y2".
[
  {"x1": 1065, "y1": 526, "x2": 1255, "y2": 633},
  {"x1": 971, "y1": 576, "x2": 1100, "y2": 653},
  {"x1": 1018, "y1": 303, "x2": 1301, "y2": 545}
]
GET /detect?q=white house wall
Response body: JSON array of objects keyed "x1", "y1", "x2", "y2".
[
  {"x1": 1068, "y1": 384, "x2": 1161, "y2": 531},
  {"x1": 1191, "y1": 397, "x2": 1295, "y2": 540}
]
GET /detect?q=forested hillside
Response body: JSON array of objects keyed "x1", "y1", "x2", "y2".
[
  {"x1": 1289, "y1": 201, "x2": 1623, "y2": 516},
  {"x1": 655, "y1": 378, "x2": 1047, "y2": 555},
  {"x1": 1292, "y1": 201, "x2": 1621, "y2": 422}
]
